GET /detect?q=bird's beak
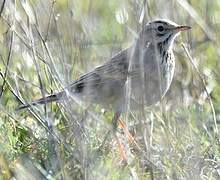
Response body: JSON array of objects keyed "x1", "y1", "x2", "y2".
[{"x1": 174, "y1": 25, "x2": 191, "y2": 32}]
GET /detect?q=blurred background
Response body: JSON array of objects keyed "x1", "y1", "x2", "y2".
[{"x1": 0, "y1": 0, "x2": 220, "y2": 179}]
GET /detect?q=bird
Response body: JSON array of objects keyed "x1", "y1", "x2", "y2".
[{"x1": 18, "y1": 19, "x2": 190, "y2": 128}]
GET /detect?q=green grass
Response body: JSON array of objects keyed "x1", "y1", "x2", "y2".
[{"x1": 0, "y1": 0, "x2": 220, "y2": 179}]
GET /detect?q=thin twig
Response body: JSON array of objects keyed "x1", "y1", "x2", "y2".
[
  {"x1": 34, "y1": 24, "x2": 62, "y2": 86},
  {"x1": 45, "y1": 0, "x2": 55, "y2": 41},
  {"x1": 0, "y1": 0, "x2": 6, "y2": 17},
  {"x1": 0, "y1": 72, "x2": 50, "y2": 134},
  {"x1": 0, "y1": 25, "x2": 14, "y2": 99},
  {"x1": 0, "y1": 71, "x2": 72, "y2": 153},
  {"x1": 181, "y1": 43, "x2": 218, "y2": 135},
  {"x1": 177, "y1": 0, "x2": 220, "y2": 57}
]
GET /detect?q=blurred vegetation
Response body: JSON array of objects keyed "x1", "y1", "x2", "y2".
[{"x1": 0, "y1": 0, "x2": 220, "y2": 179}]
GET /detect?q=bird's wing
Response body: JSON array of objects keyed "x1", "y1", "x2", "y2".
[
  {"x1": 17, "y1": 48, "x2": 131, "y2": 109},
  {"x1": 69, "y1": 48, "x2": 130, "y2": 93}
]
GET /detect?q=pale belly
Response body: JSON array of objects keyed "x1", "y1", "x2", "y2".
[{"x1": 129, "y1": 51, "x2": 175, "y2": 106}]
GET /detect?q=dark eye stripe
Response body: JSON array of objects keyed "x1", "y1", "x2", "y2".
[{"x1": 157, "y1": 33, "x2": 165, "y2": 37}]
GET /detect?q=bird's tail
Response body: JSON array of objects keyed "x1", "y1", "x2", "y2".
[{"x1": 17, "y1": 91, "x2": 65, "y2": 110}]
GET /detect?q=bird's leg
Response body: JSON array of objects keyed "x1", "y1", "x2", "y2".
[
  {"x1": 113, "y1": 110, "x2": 140, "y2": 149},
  {"x1": 118, "y1": 119, "x2": 141, "y2": 150},
  {"x1": 98, "y1": 111, "x2": 129, "y2": 162},
  {"x1": 112, "y1": 111, "x2": 128, "y2": 163},
  {"x1": 114, "y1": 112, "x2": 142, "y2": 163},
  {"x1": 112, "y1": 111, "x2": 121, "y2": 132}
]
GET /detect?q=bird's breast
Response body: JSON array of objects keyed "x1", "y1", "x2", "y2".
[{"x1": 129, "y1": 49, "x2": 175, "y2": 106}]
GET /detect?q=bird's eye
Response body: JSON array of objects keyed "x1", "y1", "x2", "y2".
[{"x1": 157, "y1": 25, "x2": 164, "y2": 32}]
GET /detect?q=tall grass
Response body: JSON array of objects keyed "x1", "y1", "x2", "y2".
[{"x1": 0, "y1": 0, "x2": 219, "y2": 179}]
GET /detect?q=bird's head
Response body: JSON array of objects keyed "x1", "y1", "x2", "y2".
[{"x1": 141, "y1": 19, "x2": 190, "y2": 49}]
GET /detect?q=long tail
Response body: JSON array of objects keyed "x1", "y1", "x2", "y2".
[{"x1": 17, "y1": 91, "x2": 65, "y2": 110}]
